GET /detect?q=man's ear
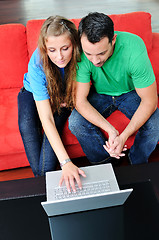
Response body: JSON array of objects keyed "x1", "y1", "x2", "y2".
[{"x1": 112, "y1": 34, "x2": 117, "y2": 45}]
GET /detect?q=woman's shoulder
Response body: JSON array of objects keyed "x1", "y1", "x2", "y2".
[
  {"x1": 29, "y1": 48, "x2": 41, "y2": 66},
  {"x1": 28, "y1": 48, "x2": 45, "y2": 76}
]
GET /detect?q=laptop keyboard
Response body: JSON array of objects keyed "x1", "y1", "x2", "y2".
[{"x1": 54, "y1": 180, "x2": 111, "y2": 200}]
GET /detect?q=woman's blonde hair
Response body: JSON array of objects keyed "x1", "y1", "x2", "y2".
[{"x1": 38, "y1": 16, "x2": 81, "y2": 114}]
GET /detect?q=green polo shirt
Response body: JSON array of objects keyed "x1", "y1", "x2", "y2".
[{"x1": 76, "y1": 31, "x2": 155, "y2": 96}]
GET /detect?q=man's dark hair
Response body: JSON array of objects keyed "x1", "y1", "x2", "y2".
[{"x1": 78, "y1": 12, "x2": 114, "y2": 43}]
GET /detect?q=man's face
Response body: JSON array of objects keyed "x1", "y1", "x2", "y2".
[{"x1": 81, "y1": 34, "x2": 117, "y2": 67}]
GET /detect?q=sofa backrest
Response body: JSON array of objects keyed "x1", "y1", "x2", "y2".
[
  {"x1": 0, "y1": 24, "x2": 29, "y2": 89},
  {"x1": 0, "y1": 24, "x2": 29, "y2": 160},
  {"x1": 110, "y1": 12, "x2": 152, "y2": 52},
  {"x1": 26, "y1": 11, "x2": 159, "y2": 92},
  {"x1": 26, "y1": 11, "x2": 153, "y2": 59},
  {"x1": 26, "y1": 19, "x2": 45, "y2": 59}
]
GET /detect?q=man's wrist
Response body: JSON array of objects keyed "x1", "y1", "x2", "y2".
[{"x1": 60, "y1": 158, "x2": 72, "y2": 168}]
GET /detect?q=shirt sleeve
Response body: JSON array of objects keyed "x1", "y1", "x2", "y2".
[
  {"x1": 76, "y1": 52, "x2": 92, "y2": 83},
  {"x1": 25, "y1": 49, "x2": 50, "y2": 101},
  {"x1": 129, "y1": 39, "x2": 155, "y2": 88}
]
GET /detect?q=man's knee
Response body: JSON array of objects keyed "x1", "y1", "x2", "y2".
[
  {"x1": 145, "y1": 108, "x2": 159, "y2": 132},
  {"x1": 69, "y1": 109, "x2": 92, "y2": 134},
  {"x1": 68, "y1": 109, "x2": 81, "y2": 132}
]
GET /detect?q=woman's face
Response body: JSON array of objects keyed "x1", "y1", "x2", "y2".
[{"x1": 46, "y1": 32, "x2": 73, "y2": 68}]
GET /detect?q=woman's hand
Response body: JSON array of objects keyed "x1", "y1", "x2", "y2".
[{"x1": 59, "y1": 162, "x2": 86, "y2": 193}]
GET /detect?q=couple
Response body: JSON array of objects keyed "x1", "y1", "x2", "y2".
[{"x1": 18, "y1": 12, "x2": 159, "y2": 192}]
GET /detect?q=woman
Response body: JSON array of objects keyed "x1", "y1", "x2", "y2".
[{"x1": 18, "y1": 16, "x2": 86, "y2": 192}]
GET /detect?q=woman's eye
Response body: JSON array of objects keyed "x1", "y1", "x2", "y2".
[
  {"x1": 49, "y1": 49, "x2": 55, "y2": 53},
  {"x1": 63, "y1": 47, "x2": 68, "y2": 51}
]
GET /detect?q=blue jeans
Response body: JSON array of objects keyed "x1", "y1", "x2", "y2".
[
  {"x1": 18, "y1": 87, "x2": 71, "y2": 176},
  {"x1": 69, "y1": 89, "x2": 159, "y2": 164}
]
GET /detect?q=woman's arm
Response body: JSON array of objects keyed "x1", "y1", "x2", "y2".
[{"x1": 35, "y1": 99, "x2": 86, "y2": 192}]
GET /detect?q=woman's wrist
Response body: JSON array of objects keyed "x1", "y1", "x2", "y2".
[{"x1": 60, "y1": 158, "x2": 72, "y2": 168}]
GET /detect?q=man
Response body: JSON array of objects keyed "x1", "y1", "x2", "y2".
[{"x1": 69, "y1": 12, "x2": 159, "y2": 165}]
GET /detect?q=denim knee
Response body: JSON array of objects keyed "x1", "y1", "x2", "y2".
[
  {"x1": 143, "y1": 108, "x2": 159, "y2": 134},
  {"x1": 69, "y1": 109, "x2": 82, "y2": 132},
  {"x1": 18, "y1": 118, "x2": 29, "y2": 136},
  {"x1": 69, "y1": 109, "x2": 92, "y2": 134}
]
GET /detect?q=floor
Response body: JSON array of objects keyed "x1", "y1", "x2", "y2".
[{"x1": 0, "y1": 0, "x2": 159, "y2": 181}]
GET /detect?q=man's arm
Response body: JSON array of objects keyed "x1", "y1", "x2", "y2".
[
  {"x1": 106, "y1": 81, "x2": 158, "y2": 156},
  {"x1": 75, "y1": 81, "x2": 119, "y2": 145}
]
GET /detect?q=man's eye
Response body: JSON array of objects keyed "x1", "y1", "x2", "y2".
[{"x1": 100, "y1": 51, "x2": 107, "y2": 55}]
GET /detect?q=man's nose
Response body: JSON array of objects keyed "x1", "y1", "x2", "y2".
[{"x1": 92, "y1": 56, "x2": 100, "y2": 65}]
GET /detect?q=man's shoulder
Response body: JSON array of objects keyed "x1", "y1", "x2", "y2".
[
  {"x1": 115, "y1": 31, "x2": 145, "y2": 46},
  {"x1": 78, "y1": 51, "x2": 92, "y2": 68},
  {"x1": 80, "y1": 51, "x2": 88, "y2": 61},
  {"x1": 115, "y1": 31, "x2": 146, "y2": 55}
]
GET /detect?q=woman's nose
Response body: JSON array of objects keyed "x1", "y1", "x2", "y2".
[{"x1": 57, "y1": 51, "x2": 63, "y2": 60}]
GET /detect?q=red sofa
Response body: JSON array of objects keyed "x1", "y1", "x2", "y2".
[{"x1": 0, "y1": 12, "x2": 159, "y2": 171}]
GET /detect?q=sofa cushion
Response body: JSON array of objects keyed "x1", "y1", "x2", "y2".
[
  {"x1": 26, "y1": 12, "x2": 152, "y2": 59},
  {"x1": 0, "y1": 24, "x2": 28, "y2": 89}
]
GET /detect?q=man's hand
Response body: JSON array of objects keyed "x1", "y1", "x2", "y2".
[
  {"x1": 59, "y1": 162, "x2": 86, "y2": 193},
  {"x1": 103, "y1": 134, "x2": 127, "y2": 159},
  {"x1": 107, "y1": 128, "x2": 119, "y2": 146}
]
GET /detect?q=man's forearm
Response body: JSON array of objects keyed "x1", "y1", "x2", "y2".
[
  {"x1": 120, "y1": 99, "x2": 157, "y2": 142},
  {"x1": 76, "y1": 100, "x2": 116, "y2": 134}
]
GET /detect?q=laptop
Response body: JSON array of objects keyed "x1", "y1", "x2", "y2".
[{"x1": 41, "y1": 163, "x2": 133, "y2": 217}]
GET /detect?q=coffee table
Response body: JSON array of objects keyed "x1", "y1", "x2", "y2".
[{"x1": 0, "y1": 162, "x2": 159, "y2": 240}]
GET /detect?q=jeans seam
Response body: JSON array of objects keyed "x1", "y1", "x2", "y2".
[
  {"x1": 118, "y1": 106, "x2": 132, "y2": 120},
  {"x1": 128, "y1": 152, "x2": 133, "y2": 165},
  {"x1": 101, "y1": 104, "x2": 116, "y2": 118},
  {"x1": 41, "y1": 134, "x2": 46, "y2": 175}
]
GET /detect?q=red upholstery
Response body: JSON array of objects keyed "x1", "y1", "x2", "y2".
[
  {"x1": 110, "y1": 12, "x2": 152, "y2": 52},
  {"x1": 0, "y1": 12, "x2": 159, "y2": 171},
  {"x1": 26, "y1": 19, "x2": 45, "y2": 59},
  {"x1": 148, "y1": 33, "x2": 159, "y2": 93},
  {"x1": 0, "y1": 24, "x2": 28, "y2": 89}
]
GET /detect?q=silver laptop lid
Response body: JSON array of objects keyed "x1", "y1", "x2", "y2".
[{"x1": 41, "y1": 163, "x2": 133, "y2": 216}]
